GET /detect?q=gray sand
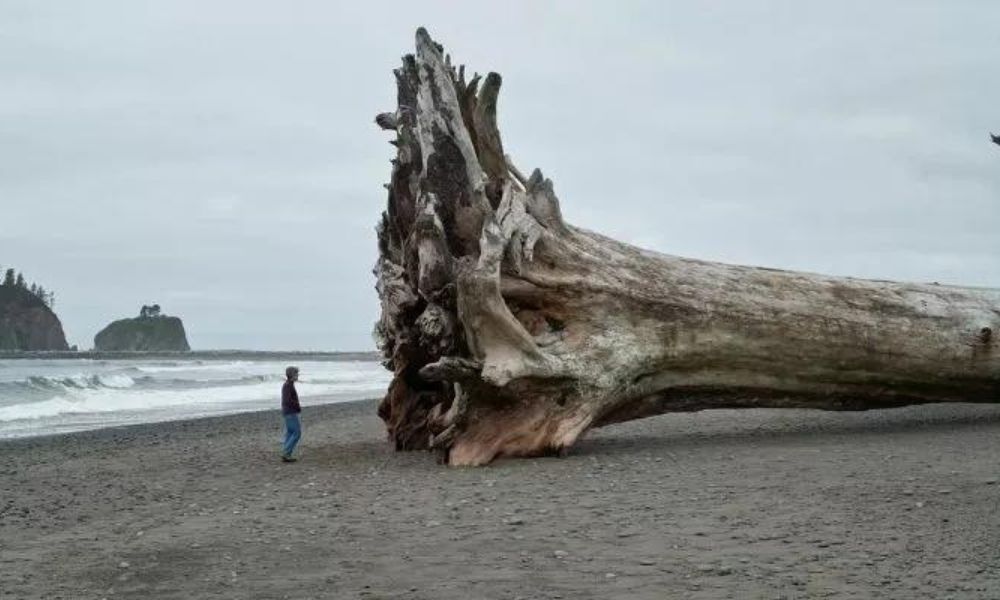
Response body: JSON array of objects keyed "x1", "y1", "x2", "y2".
[{"x1": 2, "y1": 400, "x2": 1000, "y2": 599}]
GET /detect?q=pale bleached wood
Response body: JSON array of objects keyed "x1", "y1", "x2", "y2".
[{"x1": 374, "y1": 28, "x2": 1000, "y2": 465}]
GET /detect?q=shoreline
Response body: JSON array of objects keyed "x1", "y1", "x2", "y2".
[
  {"x1": 4, "y1": 401, "x2": 1000, "y2": 598},
  {"x1": 0, "y1": 397, "x2": 376, "y2": 447}
]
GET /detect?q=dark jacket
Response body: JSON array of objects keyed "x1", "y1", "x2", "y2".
[{"x1": 281, "y1": 380, "x2": 301, "y2": 415}]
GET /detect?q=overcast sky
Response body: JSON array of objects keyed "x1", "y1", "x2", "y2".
[{"x1": 1, "y1": 1, "x2": 997, "y2": 350}]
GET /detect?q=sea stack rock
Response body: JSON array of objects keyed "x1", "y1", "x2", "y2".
[
  {"x1": 0, "y1": 285, "x2": 69, "y2": 351},
  {"x1": 94, "y1": 304, "x2": 190, "y2": 352}
]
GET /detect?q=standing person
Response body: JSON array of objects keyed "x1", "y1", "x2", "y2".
[{"x1": 280, "y1": 366, "x2": 301, "y2": 463}]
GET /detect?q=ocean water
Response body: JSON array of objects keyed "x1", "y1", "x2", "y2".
[{"x1": 0, "y1": 357, "x2": 391, "y2": 439}]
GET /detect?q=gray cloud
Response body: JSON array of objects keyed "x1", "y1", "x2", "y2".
[{"x1": 1, "y1": 1, "x2": 997, "y2": 350}]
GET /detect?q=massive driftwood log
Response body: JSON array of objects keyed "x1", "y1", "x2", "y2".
[{"x1": 373, "y1": 29, "x2": 1000, "y2": 466}]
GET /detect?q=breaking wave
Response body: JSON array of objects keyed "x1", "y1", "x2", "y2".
[{"x1": 0, "y1": 358, "x2": 390, "y2": 437}]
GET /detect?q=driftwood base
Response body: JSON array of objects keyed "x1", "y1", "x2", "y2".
[{"x1": 373, "y1": 29, "x2": 1000, "y2": 465}]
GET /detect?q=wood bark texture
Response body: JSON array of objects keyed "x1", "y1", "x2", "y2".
[{"x1": 373, "y1": 29, "x2": 1000, "y2": 466}]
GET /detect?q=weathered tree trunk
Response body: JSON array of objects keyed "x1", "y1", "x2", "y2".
[{"x1": 373, "y1": 28, "x2": 1000, "y2": 466}]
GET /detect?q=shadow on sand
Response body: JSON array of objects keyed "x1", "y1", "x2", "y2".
[
  {"x1": 278, "y1": 403, "x2": 1000, "y2": 467},
  {"x1": 575, "y1": 403, "x2": 1000, "y2": 458}
]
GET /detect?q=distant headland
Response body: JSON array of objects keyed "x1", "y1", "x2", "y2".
[{"x1": 0, "y1": 267, "x2": 69, "y2": 351}]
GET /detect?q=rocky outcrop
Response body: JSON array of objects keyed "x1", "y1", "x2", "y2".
[
  {"x1": 94, "y1": 312, "x2": 190, "y2": 352},
  {"x1": 0, "y1": 285, "x2": 69, "y2": 351}
]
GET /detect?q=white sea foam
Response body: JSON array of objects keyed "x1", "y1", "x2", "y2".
[
  {"x1": 0, "y1": 379, "x2": 384, "y2": 421},
  {"x1": 0, "y1": 358, "x2": 390, "y2": 438},
  {"x1": 20, "y1": 373, "x2": 137, "y2": 391},
  {"x1": 97, "y1": 374, "x2": 137, "y2": 388},
  {"x1": 132, "y1": 361, "x2": 256, "y2": 374}
]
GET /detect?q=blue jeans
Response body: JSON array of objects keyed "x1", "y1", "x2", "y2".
[{"x1": 282, "y1": 413, "x2": 301, "y2": 457}]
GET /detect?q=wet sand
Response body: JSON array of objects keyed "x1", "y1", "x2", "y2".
[{"x1": 2, "y1": 400, "x2": 1000, "y2": 599}]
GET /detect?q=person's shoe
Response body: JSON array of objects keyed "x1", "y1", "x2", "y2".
[{"x1": 281, "y1": 455, "x2": 298, "y2": 463}]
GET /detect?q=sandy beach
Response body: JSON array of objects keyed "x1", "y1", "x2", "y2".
[{"x1": 3, "y1": 400, "x2": 1000, "y2": 599}]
